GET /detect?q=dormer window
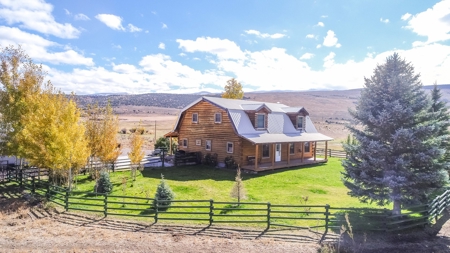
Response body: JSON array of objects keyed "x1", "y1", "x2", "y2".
[
  {"x1": 297, "y1": 116, "x2": 304, "y2": 131},
  {"x1": 256, "y1": 113, "x2": 266, "y2": 129},
  {"x1": 192, "y1": 113, "x2": 198, "y2": 123}
]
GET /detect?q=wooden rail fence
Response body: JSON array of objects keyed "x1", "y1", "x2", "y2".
[
  {"x1": 316, "y1": 148, "x2": 347, "y2": 158},
  {"x1": 3, "y1": 168, "x2": 450, "y2": 240}
]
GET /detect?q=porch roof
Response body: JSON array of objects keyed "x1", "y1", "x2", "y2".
[{"x1": 240, "y1": 132, "x2": 333, "y2": 144}]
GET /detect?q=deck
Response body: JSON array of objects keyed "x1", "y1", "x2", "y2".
[{"x1": 240, "y1": 157, "x2": 327, "y2": 172}]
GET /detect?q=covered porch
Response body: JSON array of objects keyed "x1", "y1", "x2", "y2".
[{"x1": 240, "y1": 132, "x2": 333, "y2": 172}]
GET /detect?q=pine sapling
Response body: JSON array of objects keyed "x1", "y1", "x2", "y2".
[{"x1": 153, "y1": 174, "x2": 175, "y2": 211}]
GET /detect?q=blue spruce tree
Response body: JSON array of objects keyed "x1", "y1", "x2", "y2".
[{"x1": 342, "y1": 53, "x2": 449, "y2": 215}]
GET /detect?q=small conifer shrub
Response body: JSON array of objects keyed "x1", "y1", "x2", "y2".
[
  {"x1": 153, "y1": 174, "x2": 175, "y2": 211},
  {"x1": 95, "y1": 171, "x2": 113, "y2": 194}
]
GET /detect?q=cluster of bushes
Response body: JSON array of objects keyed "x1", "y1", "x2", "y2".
[
  {"x1": 118, "y1": 127, "x2": 149, "y2": 134},
  {"x1": 224, "y1": 156, "x2": 238, "y2": 169},
  {"x1": 202, "y1": 153, "x2": 218, "y2": 166}
]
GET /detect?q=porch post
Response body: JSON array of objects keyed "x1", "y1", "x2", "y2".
[
  {"x1": 314, "y1": 141, "x2": 317, "y2": 161},
  {"x1": 169, "y1": 137, "x2": 172, "y2": 155},
  {"x1": 301, "y1": 142, "x2": 304, "y2": 163},
  {"x1": 287, "y1": 144, "x2": 290, "y2": 165},
  {"x1": 255, "y1": 144, "x2": 259, "y2": 170},
  {"x1": 272, "y1": 143, "x2": 275, "y2": 167},
  {"x1": 325, "y1": 141, "x2": 328, "y2": 160}
]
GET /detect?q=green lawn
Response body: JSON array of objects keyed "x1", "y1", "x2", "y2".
[{"x1": 72, "y1": 158, "x2": 377, "y2": 208}]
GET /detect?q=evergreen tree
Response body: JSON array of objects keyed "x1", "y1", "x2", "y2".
[
  {"x1": 342, "y1": 53, "x2": 449, "y2": 215},
  {"x1": 153, "y1": 174, "x2": 175, "y2": 211},
  {"x1": 430, "y1": 82, "x2": 450, "y2": 162},
  {"x1": 95, "y1": 171, "x2": 113, "y2": 194}
]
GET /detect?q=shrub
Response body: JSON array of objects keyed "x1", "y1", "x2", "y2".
[
  {"x1": 129, "y1": 128, "x2": 136, "y2": 133},
  {"x1": 136, "y1": 127, "x2": 145, "y2": 135},
  {"x1": 224, "y1": 156, "x2": 238, "y2": 169},
  {"x1": 203, "y1": 153, "x2": 218, "y2": 166},
  {"x1": 120, "y1": 128, "x2": 127, "y2": 134},
  {"x1": 95, "y1": 171, "x2": 113, "y2": 194},
  {"x1": 153, "y1": 174, "x2": 175, "y2": 211}
]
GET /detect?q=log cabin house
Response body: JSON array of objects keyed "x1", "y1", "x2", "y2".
[{"x1": 165, "y1": 96, "x2": 333, "y2": 172}]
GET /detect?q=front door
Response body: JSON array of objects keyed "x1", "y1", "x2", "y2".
[{"x1": 275, "y1": 143, "x2": 281, "y2": 162}]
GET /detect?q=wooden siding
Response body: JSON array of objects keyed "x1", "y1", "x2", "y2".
[
  {"x1": 177, "y1": 100, "x2": 243, "y2": 165},
  {"x1": 287, "y1": 112, "x2": 307, "y2": 130}
]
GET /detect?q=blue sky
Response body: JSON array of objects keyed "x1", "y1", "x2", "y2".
[{"x1": 0, "y1": 0, "x2": 449, "y2": 94}]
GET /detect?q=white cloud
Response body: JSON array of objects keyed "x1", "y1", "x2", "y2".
[
  {"x1": 158, "y1": 42, "x2": 165, "y2": 50},
  {"x1": 321, "y1": 15, "x2": 328, "y2": 18},
  {"x1": 315, "y1": 22, "x2": 324, "y2": 27},
  {"x1": 316, "y1": 44, "x2": 322, "y2": 49},
  {"x1": 112, "y1": 44, "x2": 121, "y2": 49},
  {"x1": 162, "y1": 23, "x2": 168, "y2": 29},
  {"x1": 323, "y1": 52, "x2": 336, "y2": 68},
  {"x1": 74, "y1": 13, "x2": 90, "y2": 21},
  {"x1": 401, "y1": 12, "x2": 412, "y2": 21},
  {"x1": 404, "y1": 0, "x2": 450, "y2": 45},
  {"x1": 0, "y1": 26, "x2": 93, "y2": 66},
  {"x1": 177, "y1": 37, "x2": 245, "y2": 60},
  {"x1": 300, "y1": 53, "x2": 314, "y2": 60},
  {"x1": 323, "y1": 30, "x2": 341, "y2": 48},
  {"x1": 0, "y1": 0, "x2": 81, "y2": 38},
  {"x1": 179, "y1": 53, "x2": 186, "y2": 57},
  {"x1": 128, "y1": 23, "x2": 142, "y2": 32},
  {"x1": 244, "y1": 29, "x2": 286, "y2": 39},
  {"x1": 305, "y1": 34, "x2": 315, "y2": 39},
  {"x1": 64, "y1": 8, "x2": 70, "y2": 15},
  {"x1": 95, "y1": 14, "x2": 124, "y2": 30},
  {"x1": 380, "y1": 18, "x2": 389, "y2": 23}
]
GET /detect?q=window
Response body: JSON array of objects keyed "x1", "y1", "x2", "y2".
[
  {"x1": 227, "y1": 142, "x2": 234, "y2": 153},
  {"x1": 289, "y1": 143, "x2": 295, "y2": 155},
  {"x1": 196, "y1": 139, "x2": 201, "y2": 146},
  {"x1": 256, "y1": 114, "x2": 265, "y2": 129},
  {"x1": 192, "y1": 113, "x2": 198, "y2": 123},
  {"x1": 262, "y1": 144, "x2": 270, "y2": 157},
  {"x1": 297, "y1": 116, "x2": 304, "y2": 131},
  {"x1": 214, "y1": 113, "x2": 222, "y2": 123},
  {"x1": 182, "y1": 139, "x2": 188, "y2": 148},
  {"x1": 305, "y1": 142, "x2": 310, "y2": 153},
  {"x1": 205, "y1": 140, "x2": 211, "y2": 151}
]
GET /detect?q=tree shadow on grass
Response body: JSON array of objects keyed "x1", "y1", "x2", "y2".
[{"x1": 141, "y1": 162, "x2": 328, "y2": 182}]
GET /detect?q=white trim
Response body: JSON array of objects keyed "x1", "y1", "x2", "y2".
[
  {"x1": 256, "y1": 113, "x2": 266, "y2": 129},
  {"x1": 262, "y1": 144, "x2": 270, "y2": 158},
  {"x1": 289, "y1": 143, "x2": 295, "y2": 155},
  {"x1": 205, "y1": 140, "x2": 211, "y2": 151},
  {"x1": 182, "y1": 138, "x2": 188, "y2": 148},
  {"x1": 192, "y1": 113, "x2": 198, "y2": 123},
  {"x1": 214, "y1": 112, "x2": 222, "y2": 123},
  {"x1": 227, "y1": 142, "x2": 234, "y2": 153},
  {"x1": 195, "y1": 139, "x2": 201, "y2": 146},
  {"x1": 297, "y1": 116, "x2": 304, "y2": 131}
]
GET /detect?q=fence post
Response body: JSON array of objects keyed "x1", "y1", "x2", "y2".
[
  {"x1": 266, "y1": 202, "x2": 271, "y2": 230},
  {"x1": 31, "y1": 176, "x2": 35, "y2": 194},
  {"x1": 154, "y1": 199, "x2": 159, "y2": 223},
  {"x1": 19, "y1": 168, "x2": 23, "y2": 187},
  {"x1": 46, "y1": 182, "x2": 50, "y2": 200},
  {"x1": 321, "y1": 204, "x2": 330, "y2": 242},
  {"x1": 65, "y1": 188, "x2": 69, "y2": 211},
  {"x1": 328, "y1": 149, "x2": 332, "y2": 158},
  {"x1": 104, "y1": 194, "x2": 108, "y2": 217},
  {"x1": 209, "y1": 199, "x2": 214, "y2": 226},
  {"x1": 383, "y1": 208, "x2": 388, "y2": 232}
]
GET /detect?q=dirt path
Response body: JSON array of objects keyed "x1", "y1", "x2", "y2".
[{"x1": 1, "y1": 187, "x2": 450, "y2": 252}]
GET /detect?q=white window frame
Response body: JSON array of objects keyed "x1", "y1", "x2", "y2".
[
  {"x1": 256, "y1": 113, "x2": 266, "y2": 129},
  {"x1": 205, "y1": 140, "x2": 211, "y2": 151},
  {"x1": 182, "y1": 139, "x2": 188, "y2": 148},
  {"x1": 227, "y1": 142, "x2": 234, "y2": 154},
  {"x1": 195, "y1": 139, "x2": 201, "y2": 146},
  {"x1": 192, "y1": 113, "x2": 198, "y2": 123},
  {"x1": 297, "y1": 116, "x2": 304, "y2": 131},
  {"x1": 262, "y1": 144, "x2": 270, "y2": 158},
  {"x1": 214, "y1": 112, "x2": 222, "y2": 123}
]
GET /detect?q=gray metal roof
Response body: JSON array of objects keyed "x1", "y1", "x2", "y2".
[{"x1": 170, "y1": 96, "x2": 333, "y2": 143}]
